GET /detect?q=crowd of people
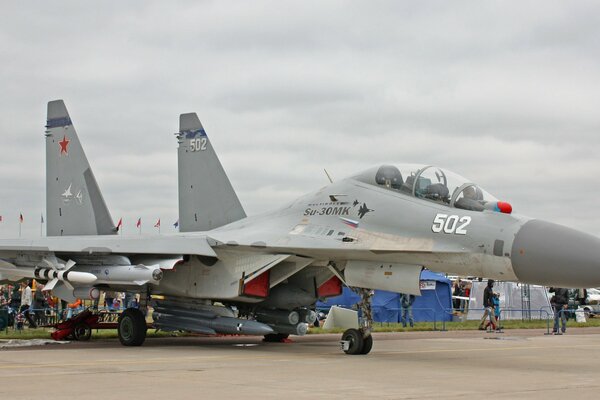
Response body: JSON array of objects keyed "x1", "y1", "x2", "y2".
[{"x1": 0, "y1": 281, "x2": 137, "y2": 330}]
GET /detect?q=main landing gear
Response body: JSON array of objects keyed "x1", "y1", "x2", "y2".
[
  {"x1": 340, "y1": 288, "x2": 373, "y2": 355},
  {"x1": 118, "y1": 308, "x2": 147, "y2": 346}
]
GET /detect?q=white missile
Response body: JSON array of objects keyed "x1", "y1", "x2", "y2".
[
  {"x1": 34, "y1": 267, "x2": 97, "y2": 285},
  {"x1": 75, "y1": 264, "x2": 163, "y2": 286}
]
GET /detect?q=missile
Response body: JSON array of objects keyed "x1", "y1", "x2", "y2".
[
  {"x1": 34, "y1": 267, "x2": 97, "y2": 285},
  {"x1": 152, "y1": 312, "x2": 274, "y2": 336},
  {"x1": 153, "y1": 314, "x2": 217, "y2": 335},
  {"x1": 74, "y1": 264, "x2": 163, "y2": 286},
  {"x1": 255, "y1": 309, "x2": 300, "y2": 325},
  {"x1": 154, "y1": 299, "x2": 235, "y2": 318},
  {"x1": 152, "y1": 305, "x2": 218, "y2": 320}
]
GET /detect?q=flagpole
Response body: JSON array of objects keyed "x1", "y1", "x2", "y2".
[{"x1": 19, "y1": 214, "x2": 22, "y2": 238}]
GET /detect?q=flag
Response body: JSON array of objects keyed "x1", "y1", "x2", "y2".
[
  {"x1": 136, "y1": 218, "x2": 141, "y2": 228},
  {"x1": 0, "y1": 216, "x2": 3, "y2": 222},
  {"x1": 116, "y1": 218, "x2": 123, "y2": 230},
  {"x1": 41, "y1": 214, "x2": 44, "y2": 224},
  {"x1": 19, "y1": 213, "x2": 23, "y2": 223},
  {"x1": 154, "y1": 219, "x2": 161, "y2": 228},
  {"x1": 173, "y1": 220, "x2": 179, "y2": 228}
]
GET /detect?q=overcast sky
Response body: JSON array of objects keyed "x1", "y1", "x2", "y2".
[{"x1": 0, "y1": 1, "x2": 599, "y2": 238}]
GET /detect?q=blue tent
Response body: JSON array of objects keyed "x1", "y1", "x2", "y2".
[{"x1": 317, "y1": 270, "x2": 452, "y2": 323}]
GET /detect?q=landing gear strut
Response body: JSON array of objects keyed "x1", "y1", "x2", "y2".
[{"x1": 341, "y1": 288, "x2": 373, "y2": 355}]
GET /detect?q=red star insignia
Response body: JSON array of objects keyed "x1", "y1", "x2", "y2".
[{"x1": 59, "y1": 135, "x2": 70, "y2": 155}]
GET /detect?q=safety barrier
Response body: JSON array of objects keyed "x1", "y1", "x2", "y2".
[
  {"x1": 441, "y1": 307, "x2": 554, "y2": 334},
  {"x1": 373, "y1": 307, "x2": 441, "y2": 331},
  {"x1": 316, "y1": 305, "x2": 443, "y2": 331}
]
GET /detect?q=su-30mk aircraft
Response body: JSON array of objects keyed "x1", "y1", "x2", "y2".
[{"x1": 1, "y1": 100, "x2": 599, "y2": 354}]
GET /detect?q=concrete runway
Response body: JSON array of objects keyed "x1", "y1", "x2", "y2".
[{"x1": 1, "y1": 328, "x2": 600, "y2": 399}]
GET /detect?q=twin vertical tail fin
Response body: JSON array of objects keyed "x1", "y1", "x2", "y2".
[
  {"x1": 45, "y1": 100, "x2": 116, "y2": 236},
  {"x1": 177, "y1": 113, "x2": 246, "y2": 232}
]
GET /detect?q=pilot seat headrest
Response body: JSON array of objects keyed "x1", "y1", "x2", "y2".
[{"x1": 375, "y1": 165, "x2": 403, "y2": 189}]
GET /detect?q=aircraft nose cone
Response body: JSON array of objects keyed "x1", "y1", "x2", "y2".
[{"x1": 511, "y1": 220, "x2": 600, "y2": 287}]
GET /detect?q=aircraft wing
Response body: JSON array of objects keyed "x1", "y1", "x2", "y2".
[{"x1": 0, "y1": 234, "x2": 216, "y2": 257}]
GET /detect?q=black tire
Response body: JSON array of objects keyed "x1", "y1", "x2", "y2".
[
  {"x1": 263, "y1": 333, "x2": 290, "y2": 342},
  {"x1": 584, "y1": 307, "x2": 592, "y2": 319},
  {"x1": 118, "y1": 308, "x2": 147, "y2": 346},
  {"x1": 360, "y1": 334, "x2": 373, "y2": 355},
  {"x1": 73, "y1": 323, "x2": 92, "y2": 341},
  {"x1": 342, "y1": 329, "x2": 364, "y2": 355}
]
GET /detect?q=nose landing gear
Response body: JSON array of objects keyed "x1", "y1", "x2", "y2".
[{"x1": 340, "y1": 288, "x2": 373, "y2": 355}]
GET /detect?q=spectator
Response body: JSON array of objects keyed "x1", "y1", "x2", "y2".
[
  {"x1": 104, "y1": 291, "x2": 117, "y2": 311},
  {"x1": 478, "y1": 279, "x2": 496, "y2": 331},
  {"x1": 400, "y1": 293, "x2": 415, "y2": 328},
  {"x1": 20, "y1": 281, "x2": 37, "y2": 328},
  {"x1": 66, "y1": 298, "x2": 82, "y2": 320},
  {"x1": 124, "y1": 292, "x2": 134, "y2": 309},
  {"x1": 487, "y1": 292, "x2": 501, "y2": 331},
  {"x1": 453, "y1": 279, "x2": 463, "y2": 310},
  {"x1": 550, "y1": 287, "x2": 569, "y2": 335},
  {"x1": 10, "y1": 285, "x2": 21, "y2": 310},
  {"x1": 0, "y1": 287, "x2": 7, "y2": 307},
  {"x1": 32, "y1": 283, "x2": 46, "y2": 325}
]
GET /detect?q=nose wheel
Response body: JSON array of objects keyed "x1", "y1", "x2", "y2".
[
  {"x1": 340, "y1": 288, "x2": 374, "y2": 355},
  {"x1": 341, "y1": 328, "x2": 373, "y2": 354}
]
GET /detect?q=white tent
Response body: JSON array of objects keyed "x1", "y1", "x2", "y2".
[{"x1": 467, "y1": 281, "x2": 552, "y2": 321}]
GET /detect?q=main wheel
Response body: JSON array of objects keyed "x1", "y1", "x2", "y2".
[
  {"x1": 360, "y1": 334, "x2": 373, "y2": 354},
  {"x1": 263, "y1": 333, "x2": 290, "y2": 342},
  {"x1": 118, "y1": 308, "x2": 147, "y2": 346},
  {"x1": 73, "y1": 322, "x2": 92, "y2": 341},
  {"x1": 342, "y1": 328, "x2": 364, "y2": 355}
]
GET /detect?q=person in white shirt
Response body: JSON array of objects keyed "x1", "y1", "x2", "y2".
[{"x1": 19, "y1": 281, "x2": 37, "y2": 328}]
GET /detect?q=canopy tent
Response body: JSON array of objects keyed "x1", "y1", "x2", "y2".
[{"x1": 317, "y1": 270, "x2": 453, "y2": 323}]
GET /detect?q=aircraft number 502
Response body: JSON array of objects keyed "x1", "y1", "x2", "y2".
[
  {"x1": 432, "y1": 214, "x2": 471, "y2": 235},
  {"x1": 190, "y1": 138, "x2": 207, "y2": 152}
]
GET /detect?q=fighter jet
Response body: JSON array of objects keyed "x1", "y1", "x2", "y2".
[{"x1": 1, "y1": 100, "x2": 600, "y2": 355}]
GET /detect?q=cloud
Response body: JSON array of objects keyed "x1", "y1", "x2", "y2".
[{"x1": 0, "y1": 1, "x2": 599, "y2": 238}]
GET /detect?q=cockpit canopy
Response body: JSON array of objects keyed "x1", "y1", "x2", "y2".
[{"x1": 353, "y1": 164, "x2": 502, "y2": 212}]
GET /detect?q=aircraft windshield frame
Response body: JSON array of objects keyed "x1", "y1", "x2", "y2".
[{"x1": 355, "y1": 164, "x2": 498, "y2": 211}]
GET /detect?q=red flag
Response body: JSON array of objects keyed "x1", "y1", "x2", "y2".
[
  {"x1": 116, "y1": 218, "x2": 122, "y2": 229},
  {"x1": 19, "y1": 213, "x2": 23, "y2": 223},
  {"x1": 136, "y1": 218, "x2": 141, "y2": 228},
  {"x1": 154, "y1": 219, "x2": 161, "y2": 228}
]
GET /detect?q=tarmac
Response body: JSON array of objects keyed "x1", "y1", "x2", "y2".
[{"x1": 1, "y1": 328, "x2": 600, "y2": 399}]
